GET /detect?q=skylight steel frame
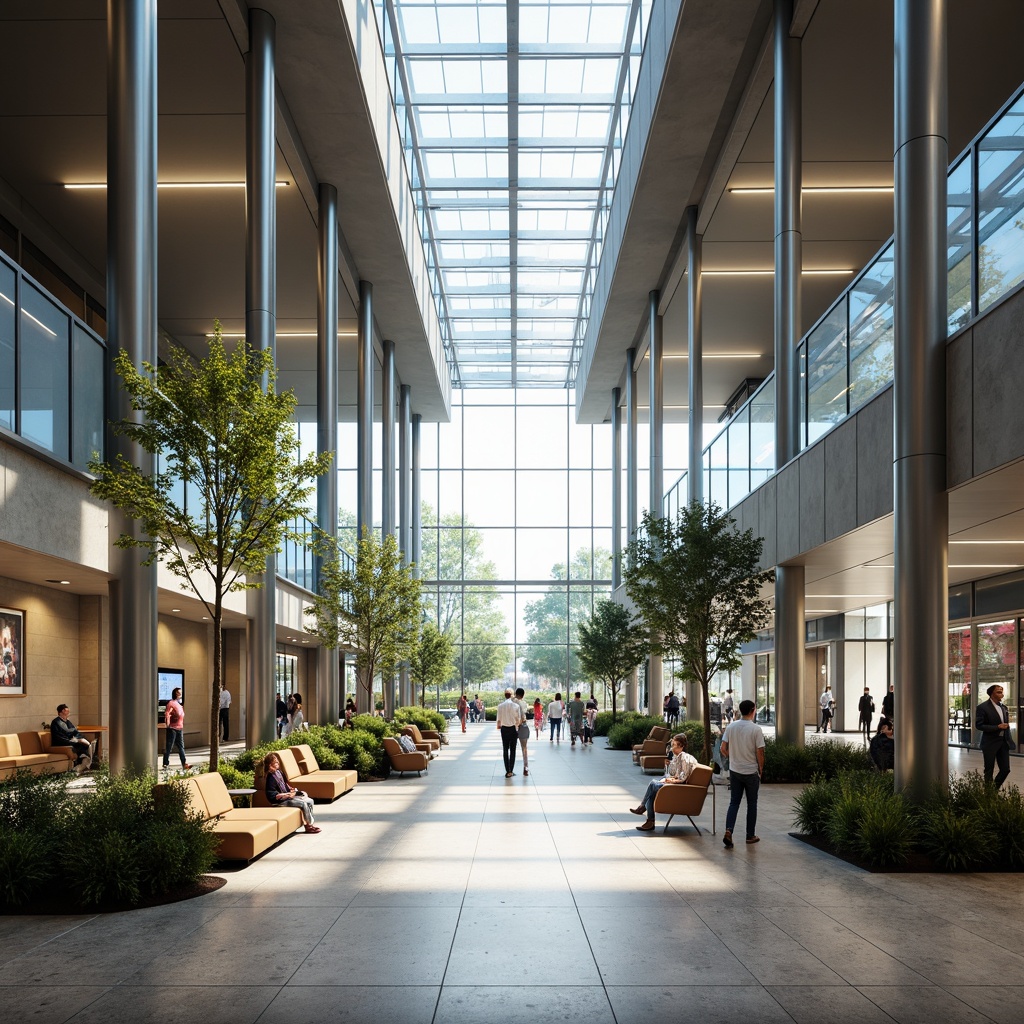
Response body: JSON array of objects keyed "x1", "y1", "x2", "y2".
[{"x1": 379, "y1": 0, "x2": 652, "y2": 388}]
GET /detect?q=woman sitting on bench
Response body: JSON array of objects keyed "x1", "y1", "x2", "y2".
[{"x1": 263, "y1": 752, "x2": 321, "y2": 834}]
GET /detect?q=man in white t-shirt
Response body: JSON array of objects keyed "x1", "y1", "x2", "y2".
[
  {"x1": 496, "y1": 689, "x2": 524, "y2": 778},
  {"x1": 720, "y1": 699, "x2": 765, "y2": 848}
]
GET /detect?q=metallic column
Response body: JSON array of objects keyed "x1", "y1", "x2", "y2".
[
  {"x1": 686, "y1": 205, "x2": 704, "y2": 506},
  {"x1": 357, "y1": 280, "x2": 374, "y2": 547},
  {"x1": 625, "y1": 348, "x2": 638, "y2": 713},
  {"x1": 611, "y1": 387, "x2": 622, "y2": 591},
  {"x1": 382, "y1": 341, "x2": 396, "y2": 540},
  {"x1": 648, "y1": 291, "x2": 664, "y2": 717},
  {"x1": 106, "y1": 0, "x2": 158, "y2": 775},
  {"x1": 893, "y1": 0, "x2": 948, "y2": 800},
  {"x1": 245, "y1": 7, "x2": 278, "y2": 747},
  {"x1": 397, "y1": 387, "x2": 412, "y2": 708},
  {"x1": 407, "y1": 413, "x2": 422, "y2": 707},
  {"x1": 773, "y1": 0, "x2": 805, "y2": 747},
  {"x1": 316, "y1": 182, "x2": 339, "y2": 728}
]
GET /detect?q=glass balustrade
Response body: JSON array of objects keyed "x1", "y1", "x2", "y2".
[{"x1": 663, "y1": 79, "x2": 1024, "y2": 519}]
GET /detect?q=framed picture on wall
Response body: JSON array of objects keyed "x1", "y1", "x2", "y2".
[{"x1": 0, "y1": 607, "x2": 24, "y2": 696}]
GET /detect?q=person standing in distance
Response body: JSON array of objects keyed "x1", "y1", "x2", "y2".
[
  {"x1": 162, "y1": 687, "x2": 190, "y2": 770},
  {"x1": 496, "y1": 688, "x2": 524, "y2": 778},
  {"x1": 976, "y1": 683, "x2": 1013, "y2": 789},
  {"x1": 219, "y1": 685, "x2": 231, "y2": 742},
  {"x1": 720, "y1": 699, "x2": 765, "y2": 848},
  {"x1": 858, "y1": 686, "x2": 875, "y2": 742},
  {"x1": 881, "y1": 684, "x2": 894, "y2": 722},
  {"x1": 816, "y1": 684, "x2": 832, "y2": 733}
]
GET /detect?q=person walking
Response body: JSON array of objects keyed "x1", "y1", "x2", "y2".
[
  {"x1": 513, "y1": 687, "x2": 532, "y2": 776},
  {"x1": 567, "y1": 691, "x2": 585, "y2": 746},
  {"x1": 533, "y1": 697, "x2": 544, "y2": 739},
  {"x1": 219, "y1": 685, "x2": 231, "y2": 742},
  {"x1": 457, "y1": 693, "x2": 469, "y2": 733},
  {"x1": 816, "y1": 684, "x2": 832, "y2": 733},
  {"x1": 977, "y1": 683, "x2": 1013, "y2": 789},
  {"x1": 162, "y1": 687, "x2": 190, "y2": 770},
  {"x1": 496, "y1": 689, "x2": 524, "y2": 777},
  {"x1": 858, "y1": 687, "x2": 875, "y2": 741},
  {"x1": 720, "y1": 699, "x2": 765, "y2": 848},
  {"x1": 723, "y1": 688, "x2": 735, "y2": 723},
  {"x1": 547, "y1": 692, "x2": 565, "y2": 742},
  {"x1": 276, "y1": 692, "x2": 288, "y2": 737}
]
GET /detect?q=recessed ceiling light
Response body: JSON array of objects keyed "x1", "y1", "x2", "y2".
[
  {"x1": 171, "y1": 608, "x2": 181, "y2": 613},
  {"x1": 45, "y1": 578, "x2": 72, "y2": 585},
  {"x1": 202, "y1": 616, "x2": 209, "y2": 620}
]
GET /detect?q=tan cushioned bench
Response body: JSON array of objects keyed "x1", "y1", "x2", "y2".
[
  {"x1": 253, "y1": 747, "x2": 356, "y2": 807},
  {"x1": 0, "y1": 732, "x2": 75, "y2": 780},
  {"x1": 157, "y1": 772, "x2": 302, "y2": 862},
  {"x1": 290, "y1": 744, "x2": 358, "y2": 793}
]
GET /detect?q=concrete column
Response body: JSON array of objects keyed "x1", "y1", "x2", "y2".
[
  {"x1": 611, "y1": 387, "x2": 622, "y2": 590},
  {"x1": 244, "y1": 8, "x2": 278, "y2": 747},
  {"x1": 625, "y1": 349, "x2": 638, "y2": 713},
  {"x1": 893, "y1": 0, "x2": 948, "y2": 800},
  {"x1": 357, "y1": 280, "x2": 373, "y2": 548},
  {"x1": 396, "y1": 387, "x2": 412, "y2": 710},
  {"x1": 106, "y1": 0, "x2": 159, "y2": 775},
  {"x1": 773, "y1": 0, "x2": 805, "y2": 747},
  {"x1": 686, "y1": 205, "x2": 704, "y2": 506},
  {"x1": 316, "y1": 181, "x2": 339, "y2": 728},
  {"x1": 404, "y1": 412, "x2": 422, "y2": 707}
]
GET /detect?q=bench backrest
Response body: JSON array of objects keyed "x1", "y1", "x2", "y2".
[
  {"x1": 686, "y1": 764, "x2": 713, "y2": 791},
  {"x1": 647, "y1": 726, "x2": 671, "y2": 744},
  {"x1": 0, "y1": 733, "x2": 23, "y2": 757},
  {"x1": 403, "y1": 723, "x2": 425, "y2": 744},
  {"x1": 155, "y1": 777, "x2": 211, "y2": 821},
  {"x1": 291, "y1": 743, "x2": 319, "y2": 774},
  {"x1": 194, "y1": 771, "x2": 233, "y2": 817},
  {"x1": 382, "y1": 737, "x2": 402, "y2": 756},
  {"x1": 276, "y1": 747, "x2": 304, "y2": 779}
]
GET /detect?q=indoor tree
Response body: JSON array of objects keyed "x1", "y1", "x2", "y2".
[
  {"x1": 575, "y1": 599, "x2": 649, "y2": 721},
  {"x1": 310, "y1": 526, "x2": 421, "y2": 714},
  {"x1": 624, "y1": 502, "x2": 772, "y2": 763},
  {"x1": 409, "y1": 619, "x2": 456, "y2": 707},
  {"x1": 89, "y1": 322, "x2": 331, "y2": 770}
]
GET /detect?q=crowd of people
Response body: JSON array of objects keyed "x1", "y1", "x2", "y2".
[{"x1": 275, "y1": 691, "x2": 307, "y2": 737}]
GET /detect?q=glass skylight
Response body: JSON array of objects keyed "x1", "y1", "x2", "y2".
[{"x1": 378, "y1": 0, "x2": 654, "y2": 386}]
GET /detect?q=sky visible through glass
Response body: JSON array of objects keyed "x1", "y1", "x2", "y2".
[{"x1": 376, "y1": 0, "x2": 654, "y2": 387}]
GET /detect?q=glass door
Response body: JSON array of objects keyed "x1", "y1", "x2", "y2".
[
  {"x1": 948, "y1": 626, "x2": 972, "y2": 746},
  {"x1": 976, "y1": 620, "x2": 1017, "y2": 749},
  {"x1": 755, "y1": 653, "x2": 774, "y2": 723}
]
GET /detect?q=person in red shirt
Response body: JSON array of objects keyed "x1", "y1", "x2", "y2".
[
  {"x1": 457, "y1": 693, "x2": 469, "y2": 732},
  {"x1": 162, "y1": 687, "x2": 190, "y2": 770}
]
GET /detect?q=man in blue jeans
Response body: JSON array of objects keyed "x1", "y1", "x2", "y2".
[{"x1": 720, "y1": 698, "x2": 765, "y2": 848}]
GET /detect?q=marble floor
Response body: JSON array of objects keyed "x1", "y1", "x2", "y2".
[{"x1": 3, "y1": 725, "x2": 1021, "y2": 1024}]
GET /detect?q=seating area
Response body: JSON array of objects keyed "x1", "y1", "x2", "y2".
[
  {"x1": 0, "y1": 731, "x2": 75, "y2": 780},
  {"x1": 652, "y1": 763, "x2": 715, "y2": 834},
  {"x1": 400, "y1": 723, "x2": 440, "y2": 758},
  {"x1": 382, "y1": 736, "x2": 430, "y2": 775},
  {"x1": 252, "y1": 745, "x2": 358, "y2": 805},
  {"x1": 155, "y1": 771, "x2": 304, "y2": 862}
]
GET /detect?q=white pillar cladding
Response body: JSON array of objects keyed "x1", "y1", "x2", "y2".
[
  {"x1": 316, "y1": 181, "x2": 339, "y2": 728},
  {"x1": 686, "y1": 204, "x2": 704, "y2": 506},
  {"x1": 397, "y1": 387, "x2": 412, "y2": 708},
  {"x1": 611, "y1": 387, "x2": 622, "y2": 591},
  {"x1": 772, "y1": 0, "x2": 805, "y2": 747},
  {"x1": 245, "y1": 7, "x2": 278, "y2": 746},
  {"x1": 893, "y1": 0, "x2": 948, "y2": 800},
  {"x1": 625, "y1": 348, "x2": 638, "y2": 713},
  {"x1": 406, "y1": 412, "x2": 422, "y2": 707},
  {"x1": 648, "y1": 290, "x2": 664, "y2": 717},
  {"x1": 381, "y1": 341, "x2": 396, "y2": 715},
  {"x1": 107, "y1": 0, "x2": 159, "y2": 775},
  {"x1": 357, "y1": 280, "x2": 373, "y2": 553}
]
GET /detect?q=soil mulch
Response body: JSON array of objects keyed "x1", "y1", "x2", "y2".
[
  {"x1": 790, "y1": 831, "x2": 1024, "y2": 873},
  {"x1": 0, "y1": 874, "x2": 227, "y2": 915}
]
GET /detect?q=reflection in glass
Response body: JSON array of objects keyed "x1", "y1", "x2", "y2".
[
  {"x1": 978, "y1": 95, "x2": 1024, "y2": 312},
  {"x1": 807, "y1": 300, "x2": 848, "y2": 443},
  {"x1": 20, "y1": 281, "x2": 69, "y2": 458},
  {"x1": 749, "y1": 379, "x2": 775, "y2": 488},
  {"x1": 948, "y1": 626, "x2": 972, "y2": 746},
  {"x1": 976, "y1": 620, "x2": 1017, "y2": 746},
  {"x1": 848, "y1": 244, "x2": 894, "y2": 411},
  {"x1": 727, "y1": 407, "x2": 750, "y2": 507},
  {"x1": 947, "y1": 157, "x2": 973, "y2": 332}
]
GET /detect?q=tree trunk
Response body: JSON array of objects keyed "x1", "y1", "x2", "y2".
[
  {"x1": 701, "y1": 677, "x2": 712, "y2": 765},
  {"x1": 209, "y1": 600, "x2": 223, "y2": 772},
  {"x1": 358, "y1": 665, "x2": 373, "y2": 713}
]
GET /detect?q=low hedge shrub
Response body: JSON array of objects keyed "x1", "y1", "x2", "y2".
[
  {"x1": 394, "y1": 706, "x2": 447, "y2": 734},
  {"x1": 0, "y1": 769, "x2": 217, "y2": 910},
  {"x1": 792, "y1": 768, "x2": 1024, "y2": 871},
  {"x1": 762, "y1": 738, "x2": 872, "y2": 783},
  {"x1": 605, "y1": 714, "x2": 668, "y2": 750},
  {"x1": 233, "y1": 722, "x2": 390, "y2": 781}
]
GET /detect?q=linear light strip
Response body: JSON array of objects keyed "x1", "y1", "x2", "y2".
[
  {"x1": 64, "y1": 181, "x2": 289, "y2": 190},
  {"x1": 702, "y1": 269, "x2": 855, "y2": 276},
  {"x1": 729, "y1": 186, "x2": 893, "y2": 195},
  {"x1": 208, "y1": 331, "x2": 358, "y2": 339}
]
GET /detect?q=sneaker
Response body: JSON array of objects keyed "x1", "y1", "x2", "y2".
[
  {"x1": 182, "y1": 764, "x2": 192, "y2": 771},
  {"x1": 723, "y1": 830, "x2": 734, "y2": 849}
]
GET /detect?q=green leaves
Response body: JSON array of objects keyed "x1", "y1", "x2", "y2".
[
  {"x1": 409, "y1": 620, "x2": 456, "y2": 703},
  {"x1": 575, "y1": 599, "x2": 648, "y2": 718}
]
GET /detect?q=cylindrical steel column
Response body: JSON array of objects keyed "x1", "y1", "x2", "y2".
[
  {"x1": 405, "y1": 412, "x2": 422, "y2": 707},
  {"x1": 686, "y1": 205, "x2": 704, "y2": 506},
  {"x1": 611, "y1": 387, "x2": 622, "y2": 590},
  {"x1": 625, "y1": 349, "x2": 638, "y2": 713},
  {"x1": 245, "y1": 7, "x2": 278, "y2": 747},
  {"x1": 357, "y1": 280, "x2": 374, "y2": 547},
  {"x1": 382, "y1": 341, "x2": 396, "y2": 540},
  {"x1": 399, "y1": 385, "x2": 412, "y2": 563},
  {"x1": 893, "y1": 0, "x2": 948, "y2": 801},
  {"x1": 773, "y1": 0, "x2": 805, "y2": 747},
  {"x1": 106, "y1": 0, "x2": 159, "y2": 775},
  {"x1": 316, "y1": 181, "x2": 339, "y2": 728}
]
